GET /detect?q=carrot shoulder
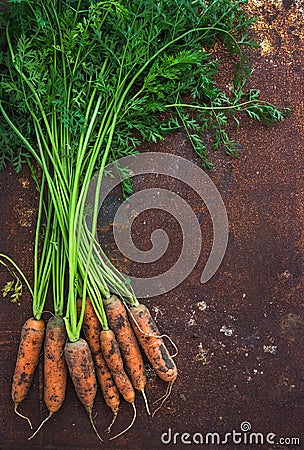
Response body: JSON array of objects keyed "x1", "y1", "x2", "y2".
[
  {"x1": 104, "y1": 295, "x2": 146, "y2": 392},
  {"x1": 12, "y1": 317, "x2": 45, "y2": 408},
  {"x1": 129, "y1": 304, "x2": 177, "y2": 383}
]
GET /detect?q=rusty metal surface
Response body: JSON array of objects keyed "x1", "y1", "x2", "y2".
[{"x1": 1, "y1": 1, "x2": 304, "y2": 449}]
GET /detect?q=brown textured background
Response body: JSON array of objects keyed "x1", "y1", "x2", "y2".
[{"x1": 0, "y1": 1, "x2": 304, "y2": 449}]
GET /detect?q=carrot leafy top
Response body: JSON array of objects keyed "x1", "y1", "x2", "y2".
[{"x1": 0, "y1": 0, "x2": 290, "y2": 340}]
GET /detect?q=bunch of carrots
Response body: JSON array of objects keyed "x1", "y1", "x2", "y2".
[
  {"x1": 11, "y1": 294, "x2": 177, "y2": 441},
  {"x1": 0, "y1": 0, "x2": 290, "y2": 444}
]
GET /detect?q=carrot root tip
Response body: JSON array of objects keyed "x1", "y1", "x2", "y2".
[
  {"x1": 153, "y1": 380, "x2": 173, "y2": 405},
  {"x1": 152, "y1": 381, "x2": 174, "y2": 417},
  {"x1": 88, "y1": 411, "x2": 103, "y2": 442},
  {"x1": 28, "y1": 412, "x2": 53, "y2": 440},
  {"x1": 141, "y1": 389, "x2": 151, "y2": 416},
  {"x1": 105, "y1": 412, "x2": 118, "y2": 434},
  {"x1": 109, "y1": 402, "x2": 137, "y2": 441},
  {"x1": 14, "y1": 404, "x2": 33, "y2": 430}
]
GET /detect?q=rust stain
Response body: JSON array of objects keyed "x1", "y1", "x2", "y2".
[
  {"x1": 18, "y1": 178, "x2": 30, "y2": 189},
  {"x1": 13, "y1": 201, "x2": 35, "y2": 228},
  {"x1": 245, "y1": 0, "x2": 304, "y2": 57}
]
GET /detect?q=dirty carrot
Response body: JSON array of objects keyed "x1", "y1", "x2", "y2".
[
  {"x1": 129, "y1": 303, "x2": 178, "y2": 383},
  {"x1": 100, "y1": 328, "x2": 137, "y2": 439},
  {"x1": 12, "y1": 317, "x2": 45, "y2": 428},
  {"x1": 43, "y1": 316, "x2": 67, "y2": 412},
  {"x1": 100, "y1": 329, "x2": 135, "y2": 404},
  {"x1": 77, "y1": 297, "x2": 120, "y2": 430},
  {"x1": 2, "y1": 174, "x2": 54, "y2": 428},
  {"x1": 104, "y1": 295, "x2": 149, "y2": 413},
  {"x1": 44, "y1": 227, "x2": 68, "y2": 417},
  {"x1": 28, "y1": 316, "x2": 67, "y2": 440},
  {"x1": 64, "y1": 338, "x2": 102, "y2": 442}
]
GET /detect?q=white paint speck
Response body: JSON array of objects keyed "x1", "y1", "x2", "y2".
[
  {"x1": 263, "y1": 345, "x2": 277, "y2": 354},
  {"x1": 194, "y1": 343, "x2": 212, "y2": 364},
  {"x1": 220, "y1": 325, "x2": 234, "y2": 336},
  {"x1": 197, "y1": 301, "x2": 207, "y2": 311},
  {"x1": 187, "y1": 318, "x2": 196, "y2": 326}
]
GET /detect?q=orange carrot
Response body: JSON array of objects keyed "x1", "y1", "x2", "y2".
[
  {"x1": 44, "y1": 316, "x2": 67, "y2": 414},
  {"x1": 64, "y1": 338, "x2": 102, "y2": 441},
  {"x1": 77, "y1": 298, "x2": 120, "y2": 421},
  {"x1": 99, "y1": 329, "x2": 135, "y2": 404},
  {"x1": 64, "y1": 338, "x2": 97, "y2": 412},
  {"x1": 28, "y1": 316, "x2": 67, "y2": 440},
  {"x1": 104, "y1": 296, "x2": 146, "y2": 394},
  {"x1": 12, "y1": 317, "x2": 45, "y2": 427},
  {"x1": 129, "y1": 304, "x2": 177, "y2": 383}
]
